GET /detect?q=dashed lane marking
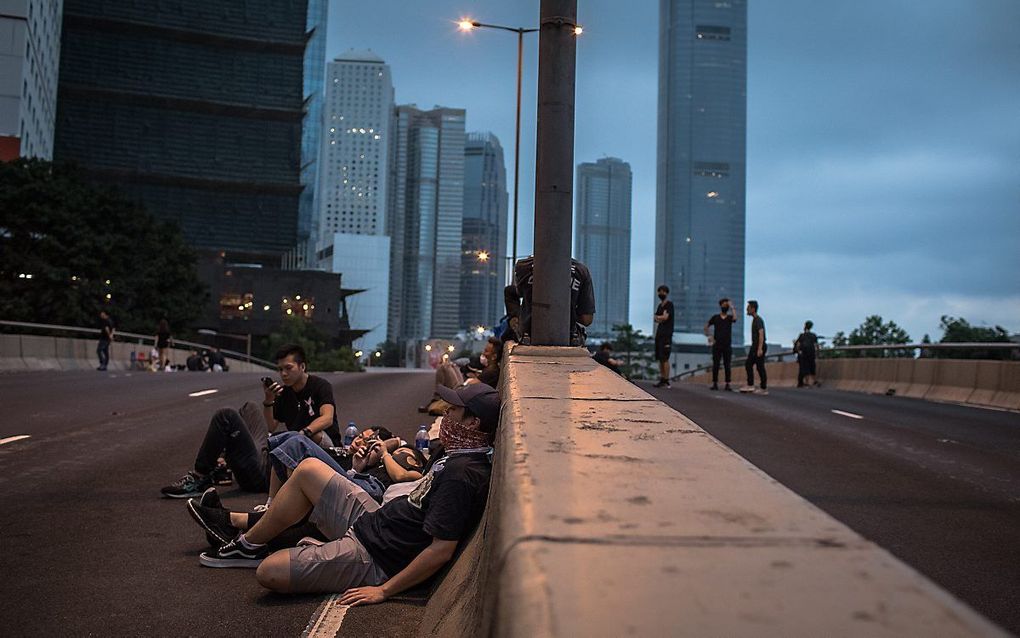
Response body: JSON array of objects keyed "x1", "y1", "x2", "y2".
[
  {"x1": 0, "y1": 435, "x2": 31, "y2": 446},
  {"x1": 188, "y1": 389, "x2": 219, "y2": 397},
  {"x1": 302, "y1": 594, "x2": 349, "y2": 638},
  {"x1": 831, "y1": 409, "x2": 864, "y2": 420}
]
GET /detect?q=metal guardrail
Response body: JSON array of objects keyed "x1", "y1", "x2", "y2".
[
  {"x1": 0, "y1": 320, "x2": 276, "y2": 369},
  {"x1": 671, "y1": 342, "x2": 1020, "y2": 381}
]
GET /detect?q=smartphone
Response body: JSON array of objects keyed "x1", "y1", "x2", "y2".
[{"x1": 261, "y1": 376, "x2": 274, "y2": 388}]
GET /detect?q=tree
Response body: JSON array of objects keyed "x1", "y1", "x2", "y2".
[
  {"x1": 262, "y1": 316, "x2": 360, "y2": 372},
  {"x1": 935, "y1": 316, "x2": 1013, "y2": 360},
  {"x1": 827, "y1": 315, "x2": 912, "y2": 358},
  {"x1": 611, "y1": 323, "x2": 656, "y2": 379},
  {"x1": 0, "y1": 159, "x2": 207, "y2": 333},
  {"x1": 374, "y1": 340, "x2": 401, "y2": 367}
]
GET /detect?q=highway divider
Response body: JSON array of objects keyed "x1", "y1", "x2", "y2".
[{"x1": 419, "y1": 344, "x2": 1004, "y2": 637}]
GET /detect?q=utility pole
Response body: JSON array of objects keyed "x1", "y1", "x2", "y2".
[{"x1": 530, "y1": 0, "x2": 578, "y2": 346}]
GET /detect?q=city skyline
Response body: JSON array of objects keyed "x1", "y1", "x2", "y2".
[{"x1": 461, "y1": 131, "x2": 508, "y2": 331}]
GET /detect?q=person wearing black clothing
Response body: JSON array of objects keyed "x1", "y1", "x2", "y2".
[
  {"x1": 704, "y1": 298, "x2": 737, "y2": 391},
  {"x1": 155, "y1": 318, "x2": 172, "y2": 370},
  {"x1": 208, "y1": 347, "x2": 229, "y2": 372},
  {"x1": 186, "y1": 350, "x2": 207, "y2": 371},
  {"x1": 741, "y1": 300, "x2": 768, "y2": 395},
  {"x1": 196, "y1": 383, "x2": 500, "y2": 606},
  {"x1": 652, "y1": 285, "x2": 675, "y2": 388},
  {"x1": 794, "y1": 321, "x2": 819, "y2": 388},
  {"x1": 505, "y1": 256, "x2": 596, "y2": 346},
  {"x1": 96, "y1": 311, "x2": 114, "y2": 371},
  {"x1": 592, "y1": 342, "x2": 623, "y2": 375},
  {"x1": 160, "y1": 344, "x2": 338, "y2": 498}
]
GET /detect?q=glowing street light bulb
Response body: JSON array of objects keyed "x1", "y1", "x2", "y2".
[
  {"x1": 425, "y1": 344, "x2": 433, "y2": 352},
  {"x1": 573, "y1": 25, "x2": 583, "y2": 35},
  {"x1": 354, "y1": 350, "x2": 363, "y2": 358},
  {"x1": 447, "y1": 345, "x2": 455, "y2": 352},
  {"x1": 374, "y1": 351, "x2": 382, "y2": 358},
  {"x1": 458, "y1": 18, "x2": 475, "y2": 31}
]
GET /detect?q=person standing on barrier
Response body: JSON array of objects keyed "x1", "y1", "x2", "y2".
[
  {"x1": 96, "y1": 310, "x2": 115, "y2": 371},
  {"x1": 704, "y1": 298, "x2": 736, "y2": 391},
  {"x1": 653, "y1": 285, "x2": 675, "y2": 388},
  {"x1": 741, "y1": 300, "x2": 768, "y2": 395},
  {"x1": 794, "y1": 321, "x2": 819, "y2": 388}
]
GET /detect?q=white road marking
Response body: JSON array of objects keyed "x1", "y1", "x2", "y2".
[
  {"x1": 831, "y1": 409, "x2": 863, "y2": 420},
  {"x1": 302, "y1": 594, "x2": 349, "y2": 638},
  {"x1": 188, "y1": 389, "x2": 219, "y2": 397},
  {"x1": 0, "y1": 435, "x2": 31, "y2": 446}
]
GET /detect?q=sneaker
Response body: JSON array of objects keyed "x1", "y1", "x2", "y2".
[
  {"x1": 199, "y1": 535, "x2": 268, "y2": 568},
  {"x1": 754, "y1": 388, "x2": 769, "y2": 396},
  {"x1": 724, "y1": 384, "x2": 733, "y2": 391},
  {"x1": 739, "y1": 385, "x2": 756, "y2": 393},
  {"x1": 211, "y1": 464, "x2": 233, "y2": 486},
  {"x1": 198, "y1": 487, "x2": 223, "y2": 510},
  {"x1": 161, "y1": 471, "x2": 212, "y2": 499},
  {"x1": 187, "y1": 498, "x2": 239, "y2": 548},
  {"x1": 710, "y1": 385, "x2": 719, "y2": 391},
  {"x1": 252, "y1": 503, "x2": 269, "y2": 513}
]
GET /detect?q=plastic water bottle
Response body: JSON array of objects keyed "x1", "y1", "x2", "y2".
[
  {"x1": 414, "y1": 425, "x2": 430, "y2": 456},
  {"x1": 343, "y1": 421, "x2": 359, "y2": 449}
]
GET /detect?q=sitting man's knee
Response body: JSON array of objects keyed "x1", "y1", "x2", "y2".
[{"x1": 256, "y1": 552, "x2": 292, "y2": 592}]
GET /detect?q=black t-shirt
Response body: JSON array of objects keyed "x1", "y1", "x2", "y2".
[
  {"x1": 512, "y1": 257, "x2": 596, "y2": 339},
  {"x1": 751, "y1": 316, "x2": 766, "y2": 348},
  {"x1": 99, "y1": 317, "x2": 115, "y2": 342},
  {"x1": 655, "y1": 300, "x2": 675, "y2": 339},
  {"x1": 707, "y1": 313, "x2": 736, "y2": 348},
  {"x1": 796, "y1": 331, "x2": 818, "y2": 356},
  {"x1": 353, "y1": 451, "x2": 492, "y2": 578},
  {"x1": 272, "y1": 375, "x2": 340, "y2": 443}
]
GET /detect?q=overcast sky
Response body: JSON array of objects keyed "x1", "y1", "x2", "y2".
[{"x1": 326, "y1": 0, "x2": 1020, "y2": 345}]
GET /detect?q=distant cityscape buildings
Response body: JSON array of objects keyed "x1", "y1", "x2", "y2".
[
  {"x1": 460, "y1": 132, "x2": 508, "y2": 332},
  {"x1": 655, "y1": 0, "x2": 747, "y2": 344},
  {"x1": 575, "y1": 157, "x2": 632, "y2": 338},
  {"x1": 0, "y1": 0, "x2": 63, "y2": 161},
  {"x1": 387, "y1": 105, "x2": 466, "y2": 343},
  {"x1": 52, "y1": 0, "x2": 310, "y2": 257},
  {"x1": 298, "y1": 0, "x2": 330, "y2": 250}
]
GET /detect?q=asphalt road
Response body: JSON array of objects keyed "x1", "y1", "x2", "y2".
[
  {"x1": 0, "y1": 369, "x2": 434, "y2": 637},
  {"x1": 644, "y1": 381, "x2": 1020, "y2": 634}
]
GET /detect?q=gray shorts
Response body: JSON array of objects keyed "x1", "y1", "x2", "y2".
[{"x1": 287, "y1": 475, "x2": 387, "y2": 593}]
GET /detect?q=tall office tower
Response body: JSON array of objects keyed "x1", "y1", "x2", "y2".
[
  {"x1": 387, "y1": 105, "x2": 466, "y2": 343},
  {"x1": 655, "y1": 0, "x2": 747, "y2": 344},
  {"x1": 297, "y1": 0, "x2": 329, "y2": 252},
  {"x1": 0, "y1": 0, "x2": 63, "y2": 161},
  {"x1": 575, "y1": 157, "x2": 632, "y2": 338},
  {"x1": 316, "y1": 51, "x2": 394, "y2": 239},
  {"x1": 53, "y1": 0, "x2": 310, "y2": 257},
  {"x1": 460, "y1": 132, "x2": 508, "y2": 331}
]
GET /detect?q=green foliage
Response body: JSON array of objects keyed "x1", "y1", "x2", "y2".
[
  {"x1": 935, "y1": 316, "x2": 1013, "y2": 360},
  {"x1": 827, "y1": 315, "x2": 912, "y2": 358},
  {"x1": 0, "y1": 159, "x2": 207, "y2": 333},
  {"x1": 263, "y1": 316, "x2": 361, "y2": 372},
  {"x1": 611, "y1": 323, "x2": 656, "y2": 379}
]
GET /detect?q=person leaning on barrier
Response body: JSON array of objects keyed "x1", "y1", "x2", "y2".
[
  {"x1": 505, "y1": 255, "x2": 595, "y2": 346},
  {"x1": 592, "y1": 342, "x2": 623, "y2": 375},
  {"x1": 193, "y1": 383, "x2": 500, "y2": 606},
  {"x1": 794, "y1": 321, "x2": 819, "y2": 388}
]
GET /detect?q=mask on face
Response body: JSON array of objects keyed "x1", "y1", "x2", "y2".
[
  {"x1": 658, "y1": 293, "x2": 667, "y2": 300},
  {"x1": 479, "y1": 354, "x2": 489, "y2": 367},
  {"x1": 439, "y1": 412, "x2": 492, "y2": 450},
  {"x1": 721, "y1": 305, "x2": 729, "y2": 312}
]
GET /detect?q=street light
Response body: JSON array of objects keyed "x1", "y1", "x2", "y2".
[{"x1": 476, "y1": 250, "x2": 490, "y2": 262}]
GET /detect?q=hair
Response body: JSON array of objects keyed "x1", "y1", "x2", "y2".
[
  {"x1": 487, "y1": 336, "x2": 504, "y2": 363},
  {"x1": 748, "y1": 300, "x2": 759, "y2": 312},
  {"x1": 657, "y1": 285, "x2": 670, "y2": 294},
  {"x1": 599, "y1": 342, "x2": 613, "y2": 351},
  {"x1": 158, "y1": 318, "x2": 170, "y2": 333},
  {"x1": 718, "y1": 297, "x2": 730, "y2": 305},
  {"x1": 274, "y1": 343, "x2": 306, "y2": 366},
  {"x1": 804, "y1": 320, "x2": 814, "y2": 330}
]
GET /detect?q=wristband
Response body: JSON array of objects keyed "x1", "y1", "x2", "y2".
[
  {"x1": 263, "y1": 401, "x2": 275, "y2": 407},
  {"x1": 301, "y1": 427, "x2": 314, "y2": 438}
]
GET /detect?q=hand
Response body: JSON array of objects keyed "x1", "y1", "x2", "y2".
[
  {"x1": 263, "y1": 381, "x2": 283, "y2": 403},
  {"x1": 339, "y1": 585, "x2": 387, "y2": 606},
  {"x1": 756, "y1": 348, "x2": 763, "y2": 357}
]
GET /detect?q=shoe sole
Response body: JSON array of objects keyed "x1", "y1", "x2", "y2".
[
  {"x1": 187, "y1": 500, "x2": 232, "y2": 546},
  {"x1": 162, "y1": 490, "x2": 204, "y2": 499},
  {"x1": 198, "y1": 553, "x2": 263, "y2": 568}
]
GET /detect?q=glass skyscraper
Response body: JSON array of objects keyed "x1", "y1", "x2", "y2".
[
  {"x1": 655, "y1": 0, "x2": 747, "y2": 344},
  {"x1": 53, "y1": 0, "x2": 310, "y2": 256},
  {"x1": 298, "y1": 0, "x2": 329, "y2": 250},
  {"x1": 576, "y1": 157, "x2": 632, "y2": 338},
  {"x1": 460, "y1": 132, "x2": 508, "y2": 331},
  {"x1": 387, "y1": 105, "x2": 466, "y2": 342}
]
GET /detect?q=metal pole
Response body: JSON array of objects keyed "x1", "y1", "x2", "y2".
[
  {"x1": 531, "y1": 0, "x2": 577, "y2": 346},
  {"x1": 511, "y1": 28, "x2": 524, "y2": 279},
  {"x1": 246, "y1": 333, "x2": 251, "y2": 361}
]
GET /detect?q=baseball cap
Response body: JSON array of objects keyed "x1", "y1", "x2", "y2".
[{"x1": 435, "y1": 383, "x2": 501, "y2": 433}]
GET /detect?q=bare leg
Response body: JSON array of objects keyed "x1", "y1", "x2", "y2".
[
  {"x1": 268, "y1": 468, "x2": 284, "y2": 498},
  {"x1": 244, "y1": 458, "x2": 335, "y2": 545}
]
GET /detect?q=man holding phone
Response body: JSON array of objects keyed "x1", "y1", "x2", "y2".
[{"x1": 161, "y1": 344, "x2": 338, "y2": 499}]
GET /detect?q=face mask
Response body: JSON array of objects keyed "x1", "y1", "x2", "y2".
[
  {"x1": 658, "y1": 294, "x2": 666, "y2": 300},
  {"x1": 479, "y1": 354, "x2": 489, "y2": 367},
  {"x1": 439, "y1": 412, "x2": 492, "y2": 450},
  {"x1": 720, "y1": 305, "x2": 729, "y2": 312}
]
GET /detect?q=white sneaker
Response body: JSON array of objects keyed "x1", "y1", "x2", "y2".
[
  {"x1": 252, "y1": 504, "x2": 269, "y2": 513},
  {"x1": 739, "y1": 385, "x2": 755, "y2": 393},
  {"x1": 754, "y1": 388, "x2": 769, "y2": 396}
]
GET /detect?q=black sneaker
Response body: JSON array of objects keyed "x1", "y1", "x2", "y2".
[
  {"x1": 161, "y1": 471, "x2": 212, "y2": 499},
  {"x1": 187, "y1": 497, "x2": 238, "y2": 548},
  {"x1": 710, "y1": 384, "x2": 719, "y2": 391},
  {"x1": 199, "y1": 535, "x2": 267, "y2": 568},
  {"x1": 211, "y1": 463, "x2": 233, "y2": 486},
  {"x1": 653, "y1": 379, "x2": 667, "y2": 388},
  {"x1": 198, "y1": 486, "x2": 223, "y2": 510}
]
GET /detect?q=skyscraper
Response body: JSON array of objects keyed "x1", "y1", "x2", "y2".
[
  {"x1": 460, "y1": 132, "x2": 508, "y2": 331},
  {"x1": 53, "y1": 0, "x2": 310, "y2": 257},
  {"x1": 576, "y1": 157, "x2": 632, "y2": 338},
  {"x1": 387, "y1": 105, "x2": 466, "y2": 343},
  {"x1": 0, "y1": 0, "x2": 63, "y2": 161},
  {"x1": 297, "y1": 0, "x2": 329, "y2": 249},
  {"x1": 655, "y1": 0, "x2": 747, "y2": 344}
]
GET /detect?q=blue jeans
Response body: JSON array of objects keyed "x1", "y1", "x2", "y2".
[
  {"x1": 97, "y1": 341, "x2": 110, "y2": 369},
  {"x1": 268, "y1": 431, "x2": 386, "y2": 502}
]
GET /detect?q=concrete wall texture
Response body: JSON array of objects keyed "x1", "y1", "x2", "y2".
[{"x1": 419, "y1": 345, "x2": 1005, "y2": 637}]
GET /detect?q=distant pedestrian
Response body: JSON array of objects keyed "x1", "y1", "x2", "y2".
[
  {"x1": 794, "y1": 321, "x2": 819, "y2": 388},
  {"x1": 652, "y1": 285, "x2": 674, "y2": 388},
  {"x1": 740, "y1": 300, "x2": 767, "y2": 395},
  {"x1": 506, "y1": 256, "x2": 595, "y2": 346},
  {"x1": 704, "y1": 298, "x2": 736, "y2": 391},
  {"x1": 186, "y1": 350, "x2": 207, "y2": 372},
  {"x1": 592, "y1": 342, "x2": 623, "y2": 375},
  {"x1": 97, "y1": 310, "x2": 115, "y2": 371},
  {"x1": 208, "y1": 347, "x2": 229, "y2": 372},
  {"x1": 155, "y1": 318, "x2": 173, "y2": 370}
]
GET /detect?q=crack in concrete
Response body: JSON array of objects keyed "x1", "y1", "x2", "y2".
[{"x1": 502, "y1": 533, "x2": 863, "y2": 552}]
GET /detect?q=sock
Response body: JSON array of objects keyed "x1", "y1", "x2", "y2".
[
  {"x1": 237, "y1": 533, "x2": 264, "y2": 549},
  {"x1": 247, "y1": 511, "x2": 265, "y2": 529},
  {"x1": 264, "y1": 496, "x2": 273, "y2": 507}
]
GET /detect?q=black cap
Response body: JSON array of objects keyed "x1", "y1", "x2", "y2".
[{"x1": 435, "y1": 383, "x2": 501, "y2": 433}]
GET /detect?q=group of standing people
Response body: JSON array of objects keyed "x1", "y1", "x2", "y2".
[{"x1": 701, "y1": 297, "x2": 769, "y2": 394}]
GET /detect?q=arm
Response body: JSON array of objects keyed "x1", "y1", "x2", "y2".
[
  {"x1": 756, "y1": 328, "x2": 765, "y2": 354},
  {"x1": 338, "y1": 538, "x2": 457, "y2": 606},
  {"x1": 379, "y1": 449, "x2": 423, "y2": 483},
  {"x1": 301, "y1": 404, "x2": 335, "y2": 444},
  {"x1": 263, "y1": 383, "x2": 285, "y2": 433}
]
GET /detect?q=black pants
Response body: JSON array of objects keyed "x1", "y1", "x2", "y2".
[
  {"x1": 96, "y1": 341, "x2": 110, "y2": 369},
  {"x1": 797, "y1": 353, "x2": 816, "y2": 386},
  {"x1": 711, "y1": 345, "x2": 732, "y2": 385},
  {"x1": 194, "y1": 404, "x2": 270, "y2": 492},
  {"x1": 745, "y1": 349, "x2": 767, "y2": 389}
]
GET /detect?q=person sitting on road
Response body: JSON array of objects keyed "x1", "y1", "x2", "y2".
[
  {"x1": 465, "y1": 337, "x2": 502, "y2": 388},
  {"x1": 186, "y1": 350, "x2": 206, "y2": 372},
  {"x1": 419, "y1": 359, "x2": 465, "y2": 415},
  {"x1": 208, "y1": 347, "x2": 229, "y2": 372},
  {"x1": 592, "y1": 342, "x2": 623, "y2": 375},
  {"x1": 189, "y1": 383, "x2": 499, "y2": 605},
  {"x1": 160, "y1": 344, "x2": 341, "y2": 499}
]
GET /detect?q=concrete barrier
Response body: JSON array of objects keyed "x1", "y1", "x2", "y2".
[
  {"x1": 925, "y1": 360, "x2": 980, "y2": 404},
  {"x1": 966, "y1": 362, "x2": 1003, "y2": 408},
  {"x1": 0, "y1": 334, "x2": 25, "y2": 370},
  {"x1": 420, "y1": 345, "x2": 1004, "y2": 637},
  {"x1": 990, "y1": 362, "x2": 1020, "y2": 411},
  {"x1": 19, "y1": 335, "x2": 61, "y2": 371},
  {"x1": 903, "y1": 359, "x2": 936, "y2": 399}
]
